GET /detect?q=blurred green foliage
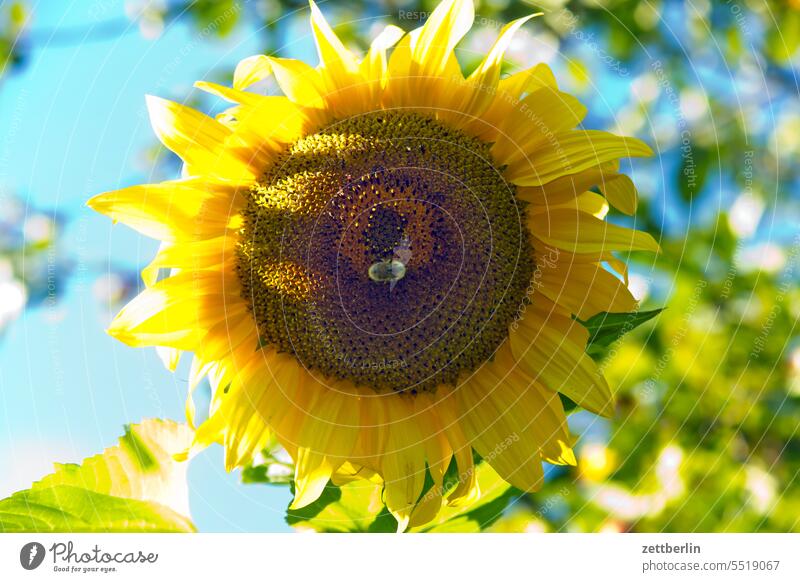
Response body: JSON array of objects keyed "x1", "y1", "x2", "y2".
[
  {"x1": 0, "y1": 1, "x2": 27, "y2": 78},
  {"x1": 526, "y1": 220, "x2": 800, "y2": 533}
]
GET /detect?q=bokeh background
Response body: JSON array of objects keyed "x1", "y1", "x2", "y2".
[{"x1": 1, "y1": 0, "x2": 798, "y2": 532}]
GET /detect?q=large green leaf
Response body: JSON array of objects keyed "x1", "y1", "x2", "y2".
[
  {"x1": 582, "y1": 309, "x2": 664, "y2": 359},
  {"x1": 0, "y1": 419, "x2": 196, "y2": 532}
]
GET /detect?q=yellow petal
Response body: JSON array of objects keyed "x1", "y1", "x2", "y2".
[
  {"x1": 194, "y1": 306, "x2": 255, "y2": 364},
  {"x1": 384, "y1": 27, "x2": 466, "y2": 118},
  {"x1": 231, "y1": 96, "x2": 311, "y2": 145},
  {"x1": 507, "y1": 130, "x2": 652, "y2": 186},
  {"x1": 205, "y1": 360, "x2": 235, "y2": 417},
  {"x1": 503, "y1": 375, "x2": 574, "y2": 467},
  {"x1": 433, "y1": 389, "x2": 479, "y2": 506},
  {"x1": 360, "y1": 24, "x2": 405, "y2": 81},
  {"x1": 456, "y1": 362, "x2": 547, "y2": 492},
  {"x1": 145, "y1": 95, "x2": 258, "y2": 180},
  {"x1": 233, "y1": 54, "x2": 272, "y2": 90},
  {"x1": 107, "y1": 271, "x2": 239, "y2": 349},
  {"x1": 417, "y1": 395, "x2": 452, "y2": 475},
  {"x1": 509, "y1": 300, "x2": 615, "y2": 416},
  {"x1": 517, "y1": 161, "x2": 619, "y2": 206},
  {"x1": 385, "y1": 30, "x2": 413, "y2": 82},
  {"x1": 87, "y1": 179, "x2": 246, "y2": 242},
  {"x1": 381, "y1": 397, "x2": 427, "y2": 532},
  {"x1": 536, "y1": 260, "x2": 638, "y2": 319},
  {"x1": 469, "y1": 15, "x2": 538, "y2": 86},
  {"x1": 580, "y1": 191, "x2": 610, "y2": 218},
  {"x1": 412, "y1": 0, "x2": 474, "y2": 77},
  {"x1": 140, "y1": 235, "x2": 237, "y2": 276},
  {"x1": 223, "y1": 410, "x2": 275, "y2": 471},
  {"x1": 460, "y1": 14, "x2": 538, "y2": 119},
  {"x1": 291, "y1": 448, "x2": 335, "y2": 509},
  {"x1": 156, "y1": 346, "x2": 181, "y2": 372},
  {"x1": 198, "y1": 351, "x2": 294, "y2": 470},
  {"x1": 530, "y1": 209, "x2": 660, "y2": 254},
  {"x1": 530, "y1": 191, "x2": 609, "y2": 218},
  {"x1": 491, "y1": 89, "x2": 588, "y2": 167},
  {"x1": 292, "y1": 381, "x2": 360, "y2": 461},
  {"x1": 307, "y1": 1, "x2": 381, "y2": 117},
  {"x1": 408, "y1": 482, "x2": 442, "y2": 529},
  {"x1": 331, "y1": 462, "x2": 381, "y2": 486},
  {"x1": 351, "y1": 392, "x2": 390, "y2": 474},
  {"x1": 309, "y1": 0, "x2": 359, "y2": 81},
  {"x1": 600, "y1": 173, "x2": 639, "y2": 215},
  {"x1": 268, "y1": 56, "x2": 327, "y2": 110},
  {"x1": 603, "y1": 254, "x2": 629, "y2": 285},
  {"x1": 195, "y1": 81, "x2": 267, "y2": 108},
  {"x1": 499, "y1": 62, "x2": 557, "y2": 95},
  {"x1": 140, "y1": 241, "x2": 170, "y2": 287},
  {"x1": 464, "y1": 62, "x2": 556, "y2": 140},
  {"x1": 472, "y1": 344, "x2": 569, "y2": 459},
  {"x1": 194, "y1": 80, "x2": 304, "y2": 161},
  {"x1": 407, "y1": 395, "x2": 452, "y2": 527},
  {"x1": 383, "y1": 0, "x2": 473, "y2": 116}
]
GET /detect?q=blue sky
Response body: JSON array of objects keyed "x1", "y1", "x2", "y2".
[{"x1": 0, "y1": 0, "x2": 292, "y2": 532}]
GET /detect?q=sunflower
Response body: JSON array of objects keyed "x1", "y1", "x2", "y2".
[{"x1": 88, "y1": 0, "x2": 658, "y2": 531}]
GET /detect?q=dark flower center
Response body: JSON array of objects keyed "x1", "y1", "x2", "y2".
[{"x1": 237, "y1": 111, "x2": 534, "y2": 393}]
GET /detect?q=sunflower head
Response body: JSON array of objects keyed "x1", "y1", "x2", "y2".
[
  {"x1": 238, "y1": 110, "x2": 535, "y2": 393},
  {"x1": 88, "y1": 0, "x2": 658, "y2": 531}
]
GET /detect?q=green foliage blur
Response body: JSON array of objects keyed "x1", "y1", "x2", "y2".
[{"x1": 1, "y1": 0, "x2": 798, "y2": 532}]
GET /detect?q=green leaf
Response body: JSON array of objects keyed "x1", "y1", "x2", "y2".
[
  {"x1": 559, "y1": 393, "x2": 579, "y2": 414},
  {"x1": 582, "y1": 309, "x2": 664, "y2": 359},
  {"x1": 0, "y1": 419, "x2": 196, "y2": 532},
  {"x1": 0, "y1": 487, "x2": 195, "y2": 533},
  {"x1": 286, "y1": 480, "x2": 397, "y2": 533},
  {"x1": 240, "y1": 439, "x2": 295, "y2": 486},
  {"x1": 241, "y1": 464, "x2": 293, "y2": 486},
  {"x1": 185, "y1": 0, "x2": 241, "y2": 38}
]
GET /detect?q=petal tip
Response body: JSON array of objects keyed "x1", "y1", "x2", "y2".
[
  {"x1": 394, "y1": 514, "x2": 410, "y2": 533},
  {"x1": 144, "y1": 93, "x2": 164, "y2": 111},
  {"x1": 289, "y1": 485, "x2": 324, "y2": 510},
  {"x1": 85, "y1": 194, "x2": 103, "y2": 212}
]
